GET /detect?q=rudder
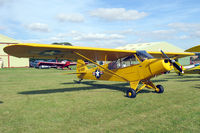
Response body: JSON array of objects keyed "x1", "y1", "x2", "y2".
[{"x1": 77, "y1": 59, "x2": 88, "y2": 74}]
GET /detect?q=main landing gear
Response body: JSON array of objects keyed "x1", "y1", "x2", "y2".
[
  {"x1": 127, "y1": 80, "x2": 164, "y2": 98},
  {"x1": 126, "y1": 89, "x2": 136, "y2": 98},
  {"x1": 155, "y1": 85, "x2": 164, "y2": 93}
]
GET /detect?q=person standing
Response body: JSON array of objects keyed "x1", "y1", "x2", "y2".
[{"x1": 0, "y1": 58, "x2": 3, "y2": 68}]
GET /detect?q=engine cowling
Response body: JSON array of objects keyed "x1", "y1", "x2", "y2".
[{"x1": 150, "y1": 59, "x2": 173, "y2": 76}]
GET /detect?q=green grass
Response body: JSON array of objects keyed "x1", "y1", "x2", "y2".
[{"x1": 0, "y1": 68, "x2": 200, "y2": 133}]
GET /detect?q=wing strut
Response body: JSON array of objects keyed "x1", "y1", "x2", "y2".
[{"x1": 73, "y1": 51, "x2": 129, "y2": 81}]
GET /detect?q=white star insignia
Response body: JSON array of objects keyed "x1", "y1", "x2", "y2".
[{"x1": 95, "y1": 70, "x2": 100, "y2": 77}]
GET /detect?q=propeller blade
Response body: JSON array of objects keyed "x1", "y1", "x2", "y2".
[
  {"x1": 160, "y1": 50, "x2": 184, "y2": 73},
  {"x1": 160, "y1": 50, "x2": 170, "y2": 60},
  {"x1": 172, "y1": 62, "x2": 183, "y2": 73}
]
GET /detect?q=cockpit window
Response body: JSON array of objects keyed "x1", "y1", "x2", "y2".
[{"x1": 108, "y1": 50, "x2": 154, "y2": 70}]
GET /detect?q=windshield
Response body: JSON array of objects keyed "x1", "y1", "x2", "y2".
[{"x1": 136, "y1": 50, "x2": 154, "y2": 59}]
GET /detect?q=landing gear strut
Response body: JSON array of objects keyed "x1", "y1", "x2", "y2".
[{"x1": 127, "y1": 80, "x2": 165, "y2": 98}]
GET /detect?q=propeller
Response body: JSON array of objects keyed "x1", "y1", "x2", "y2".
[{"x1": 160, "y1": 50, "x2": 184, "y2": 73}]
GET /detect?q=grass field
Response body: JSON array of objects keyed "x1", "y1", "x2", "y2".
[{"x1": 0, "y1": 68, "x2": 199, "y2": 133}]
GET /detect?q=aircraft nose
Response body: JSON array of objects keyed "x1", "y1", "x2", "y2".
[
  {"x1": 162, "y1": 59, "x2": 173, "y2": 71},
  {"x1": 150, "y1": 59, "x2": 173, "y2": 76}
]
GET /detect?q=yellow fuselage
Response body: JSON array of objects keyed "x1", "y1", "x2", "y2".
[{"x1": 78, "y1": 59, "x2": 173, "y2": 82}]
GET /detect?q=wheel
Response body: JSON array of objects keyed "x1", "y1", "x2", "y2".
[
  {"x1": 126, "y1": 88, "x2": 136, "y2": 98},
  {"x1": 156, "y1": 85, "x2": 164, "y2": 93}
]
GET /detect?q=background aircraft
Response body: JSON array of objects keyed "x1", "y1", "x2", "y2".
[
  {"x1": 3, "y1": 43, "x2": 195, "y2": 98},
  {"x1": 31, "y1": 60, "x2": 77, "y2": 69},
  {"x1": 185, "y1": 45, "x2": 200, "y2": 52},
  {"x1": 176, "y1": 45, "x2": 200, "y2": 75},
  {"x1": 174, "y1": 62, "x2": 200, "y2": 75}
]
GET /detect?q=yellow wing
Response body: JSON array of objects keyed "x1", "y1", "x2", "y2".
[
  {"x1": 185, "y1": 45, "x2": 200, "y2": 52},
  {"x1": 3, "y1": 43, "x2": 195, "y2": 61}
]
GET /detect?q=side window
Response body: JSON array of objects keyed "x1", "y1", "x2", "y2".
[
  {"x1": 108, "y1": 61, "x2": 117, "y2": 70},
  {"x1": 122, "y1": 55, "x2": 140, "y2": 66},
  {"x1": 108, "y1": 55, "x2": 139, "y2": 70}
]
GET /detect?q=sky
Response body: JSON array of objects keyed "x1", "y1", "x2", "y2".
[{"x1": 0, "y1": 0, "x2": 200, "y2": 49}]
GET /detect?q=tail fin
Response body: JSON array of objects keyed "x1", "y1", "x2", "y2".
[
  {"x1": 64, "y1": 61, "x2": 70, "y2": 67},
  {"x1": 62, "y1": 61, "x2": 70, "y2": 69},
  {"x1": 77, "y1": 59, "x2": 88, "y2": 74},
  {"x1": 174, "y1": 61, "x2": 185, "y2": 75}
]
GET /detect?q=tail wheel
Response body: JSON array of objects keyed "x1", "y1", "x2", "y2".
[
  {"x1": 156, "y1": 85, "x2": 164, "y2": 93},
  {"x1": 126, "y1": 88, "x2": 136, "y2": 98}
]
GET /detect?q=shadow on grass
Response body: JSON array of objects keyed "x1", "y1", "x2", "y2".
[
  {"x1": 19, "y1": 81, "x2": 129, "y2": 95},
  {"x1": 194, "y1": 84, "x2": 200, "y2": 89},
  {"x1": 178, "y1": 79, "x2": 200, "y2": 82},
  {"x1": 73, "y1": 81, "x2": 155, "y2": 94},
  {"x1": 174, "y1": 75, "x2": 200, "y2": 82},
  {"x1": 151, "y1": 79, "x2": 168, "y2": 83},
  {"x1": 18, "y1": 80, "x2": 155, "y2": 95},
  {"x1": 19, "y1": 86, "x2": 100, "y2": 95},
  {"x1": 137, "y1": 89, "x2": 155, "y2": 94},
  {"x1": 166, "y1": 75, "x2": 200, "y2": 80},
  {"x1": 0, "y1": 101, "x2": 3, "y2": 104}
]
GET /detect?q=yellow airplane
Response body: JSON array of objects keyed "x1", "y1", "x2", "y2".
[
  {"x1": 174, "y1": 62, "x2": 200, "y2": 75},
  {"x1": 3, "y1": 43, "x2": 195, "y2": 98}
]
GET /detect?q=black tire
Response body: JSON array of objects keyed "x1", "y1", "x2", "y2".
[
  {"x1": 126, "y1": 89, "x2": 136, "y2": 98},
  {"x1": 156, "y1": 85, "x2": 164, "y2": 93}
]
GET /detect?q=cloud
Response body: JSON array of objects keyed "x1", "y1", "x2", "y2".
[
  {"x1": 168, "y1": 22, "x2": 200, "y2": 31},
  {"x1": 55, "y1": 30, "x2": 125, "y2": 41},
  {"x1": 179, "y1": 35, "x2": 190, "y2": 39},
  {"x1": 105, "y1": 29, "x2": 134, "y2": 35},
  {"x1": 151, "y1": 29, "x2": 176, "y2": 35},
  {"x1": 26, "y1": 23, "x2": 50, "y2": 32},
  {"x1": 191, "y1": 31, "x2": 200, "y2": 37},
  {"x1": 168, "y1": 22, "x2": 200, "y2": 39},
  {"x1": 133, "y1": 28, "x2": 193, "y2": 41},
  {"x1": 134, "y1": 29, "x2": 176, "y2": 40},
  {"x1": 93, "y1": 39, "x2": 127, "y2": 48},
  {"x1": 21, "y1": 37, "x2": 62, "y2": 43},
  {"x1": 90, "y1": 8, "x2": 147, "y2": 21},
  {"x1": 20, "y1": 30, "x2": 126, "y2": 48},
  {"x1": 71, "y1": 33, "x2": 125, "y2": 41},
  {"x1": 57, "y1": 31, "x2": 126, "y2": 47},
  {"x1": 57, "y1": 13, "x2": 84, "y2": 23}
]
